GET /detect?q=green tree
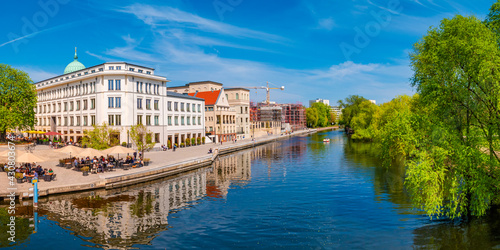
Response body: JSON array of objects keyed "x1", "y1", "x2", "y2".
[
  {"x1": 306, "y1": 107, "x2": 319, "y2": 128},
  {"x1": 129, "y1": 124, "x2": 156, "y2": 157},
  {"x1": 0, "y1": 64, "x2": 36, "y2": 141},
  {"x1": 408, "y1": 14, "x2": 500, "y2": 219},
  {"x1": 81, "y1": 123, "x2": 117, "y2": 150},
  {"x1": 350, "y1": 100, "x2": 378, "y2": 141},
  {"x1": 338, "y1": 95, "x2": 368, "y2": 127}
]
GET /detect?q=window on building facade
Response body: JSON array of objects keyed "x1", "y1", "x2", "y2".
[
  {"x1": 140, "y1": 82, "x2": 143, "y2": 93},
  {"x1": 181, "y1": 116, "x2": 185, "y2": 125},
  {"x1": 77, "y1": 116, "x2": 81, "y2": 126},
  {"x1": 174, "y1": 116, "x2": 178, "y2": 125},
  {"x1": 147, "y1": 71, "x2": 151, "y2": 74},
  {"x1": 115, "y1": 115, "x2": 121, "y2": 125},
  {"x1": 137, "y1": 98, "x2": 143, "y2": 109},
  {"x1": 192, "y1": 104, "x2": 195, "y2": 112},
  {"x1": 187, "y1": 116, "x2": 190, "y2": 125},
  {"x1": 91, "y1": 99, "x2": 95, "y2": 109},
  {"x1": 146, "y1": 99, "x2": 151, "y2": 110},
  {"x1": 108, "y1": 97, "x2": 114, "y2": 108},
  {"x1": 198, "y1": 117, "x2": 201, "y2": 125},
  {"x1": 138, "y1": 69, "x2": 143, "y2": 73},
  {"x1": 76, "y1": 101, "x2": 80, "y2": 111},
  {"x1": 91, "y1": 115, "x2": 96, "y2": 126},
  {"x1": 130, "y1": 68, "x2": 135, "y2": 71},
  {"x1": 64, "y1": 102, "x2": 67, "y2": 111},
  {"x1": 83, "y1": 116, "x2": 87, "y2": 126},
  {"x1": 136, "y1": 82, "x2": 140, "y2": 92},
  {"x1": 58, "y1": 117, "x2": 61, "y2": 126},
  {"x1": 198, "y1": 104, "x2": 201, "y2": 112},
  {"x1": 154, "y1": 100, "x2": 159, "y2": 110},
  {"x1": 108, "y1": 115, "x2": 114, "y2": 125},
  {"x1": 193, "y1": 117, "x2": 196, "y2": 125},
  {"x1": 168, "y1": 116, "x2": 172, "y2": 125},
  {"x1": 115, "y1": 79, "x2": 121, "y2": 90},
  {"x1": 187, "y1": 103, "x2": 190, "y2": 112},
  {"x1": 109, "y1": 66, "x2": 114, "y2": 70},
  {"x1": 236, "y1": 93, "x2": 239, "y2": 99},
  {"x1": 154, "y1": 115, "x2": 159, "y2": 126},
  {"x1": 64, "y1": 117, "x2": 68, "y2": 126},
  {"x1": 149, "y1": 83, "x2": 151, "y2": 94},
  {"x1": 108, "y1": 80, "x2": 114, "y2": 90},
  {"x1": 83, "y1": 100, "x2": 87, "y2": 110},
  {"x1": 155, "y1": 133, "x2": 160, "y2": 143},
  {"x1": 181, "y1": 103, "x2": 184, "y2": 111},
  {"x1": 115, "y1": 97, "x2": 121, "y2": 108},
  {"x1": 137, "y1": 115, "x2": 142, "y2": 124},
  {"x1": 146, "y1": 115, "x2": 151, "y2": 125},
  {"x1": 174, "y1": 102, "x2": 178, "y2": 111},
  {"x1": 116, "y1": 66, "x2": 121, "y2": 70},
  {"x1": 168, "y1": 101, "x2": 172, "y2": 111}
]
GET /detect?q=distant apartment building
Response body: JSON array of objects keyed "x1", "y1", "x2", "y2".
[
  {"x1": 279, "y1": 103, "x2": 306, "y2": 131},
  {"x1": 250, "y1": 102, "x2": 283, "y2": 137},
  {"x1": 225, "y1": 88, "x2": 250, "y2": 140},
  {"x1": 309, "y1": 98, "x2": 330, "y2": 107},
  {"x1": 170, "y1": 81, "x2": 250, "y2": 142}
]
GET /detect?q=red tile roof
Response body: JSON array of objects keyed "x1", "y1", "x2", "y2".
[{"x1": 188, "y1": 90, "x2": 220, "y2": 106}]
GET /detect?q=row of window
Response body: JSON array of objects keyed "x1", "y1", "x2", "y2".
[
  {"x1": 107, "y1": 80, "x2": 121, "y2": 91},
  {"x1": 108, "y1": 97, "x2": 122, "y2": 108},
  {"x1": 165, "y1": 116, "x2": 202, "y2": 126},
  {"x1": 38, "y1": 82, "x2": 97, "y2": 101},
  {"x1": 136, "y1": 98, "x2": 160, "y2": 110},
  {"x1": 166, "y1": 101, "x2": 201, "y2": 112},
  {"x1": 37, "y1": 115, "x2": 99, "y2": 126},
  {"x1": 37, "y1": 99, "x2": 95, "y2": 114},
  {"x1": 136, "y1": 82, "x2": 161, "y2": 95}
]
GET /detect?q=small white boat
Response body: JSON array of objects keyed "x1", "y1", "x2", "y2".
[{"x1": 323, "y1": 138, "x2": 330, "y2": 143}]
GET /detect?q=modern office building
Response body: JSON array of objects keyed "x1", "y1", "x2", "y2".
[
  {"x1": 309, "y1": 98, "x2": 330, "y2": 107},
  {"x1": 34, "y1": 50, "x2": 205, "y2": 147}
]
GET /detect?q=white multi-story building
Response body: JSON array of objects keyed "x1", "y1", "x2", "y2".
[
  {"x1": 34, "y1": 51, "x2": 205, "y2": 147},
  {"x1": 309, "y1": 98, "x2": 330, "y2": 107},
  {"x1": 165, "y1": 92, "x2": 205, "y2": 147}
]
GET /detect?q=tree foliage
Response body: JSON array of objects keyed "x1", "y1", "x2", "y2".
[
  {"x1": 0, "y1": 64, "x2": 36, "y2": 141},
  {"x1": 306, "y1": 102, "x2": 333, "y2": 128},
  {"x1": 338, "y1": 95, "x2": 368, "y2": 127},
  {"x1": 129, "y1": 124, "x2": 156, "y2": 157},
  {"x1": 81, "y1": 123, "x2": 118, "y2": 150},
  {"x1": 407, "y1": 14, "x2": 500, "y2": 219}
]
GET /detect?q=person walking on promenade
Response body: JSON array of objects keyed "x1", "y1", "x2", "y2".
[
  {"x1": 173, "y1": 144, "x2": 177, "y2": 152},
  {"x1": 133, "y1": 151, "x2": 137, "y2": 160}
]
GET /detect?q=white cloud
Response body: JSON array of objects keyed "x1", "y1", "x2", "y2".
[
  {"x1": 119, "y1": 3, "x2": 285, "y2": 43},
  {"x1": 318, "y1": 17, "x2": 335, "y2": 31},
  {"x1": 16, "y1": 66, "x2": 57, "y2": 82}
]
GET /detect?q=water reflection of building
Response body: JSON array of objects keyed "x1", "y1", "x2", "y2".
[
  {"x1": 207, "y1": 151, "x2": 252, "y2": 198},
  {"x1": 40, "y1": 168, "x2": 208, "y2": 249}
]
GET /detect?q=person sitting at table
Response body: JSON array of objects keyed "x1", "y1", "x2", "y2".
[
  {"x1": 48, "y1": 168, "x2": 53, "y2": 174},
  {"x1": 40, "y1": 168, "x2": 46, "y2": 176},
  {"x1": 73, "y1": 158, "x2": 79, "y2": 168}
]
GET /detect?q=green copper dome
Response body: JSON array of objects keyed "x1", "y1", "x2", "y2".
[{"x1": 63, "y1": 48, "x2": 86, "y2": 74}]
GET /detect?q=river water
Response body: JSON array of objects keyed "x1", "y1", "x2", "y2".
[{"x1": 2, "y1": 130, "x2": 500, "y2": 249}]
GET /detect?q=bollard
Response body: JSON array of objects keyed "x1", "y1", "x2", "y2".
[{"x1": 33, "y1": 178, "x2": 38, "y2": 209}]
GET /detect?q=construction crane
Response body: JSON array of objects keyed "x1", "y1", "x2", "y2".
[{"x1": 231, "y1": 82, "x2": 284, "y2": 105}]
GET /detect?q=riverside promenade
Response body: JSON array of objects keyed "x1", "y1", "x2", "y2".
[{"x1": 0, "y1": 129, "x2": 317, "y2": 200}]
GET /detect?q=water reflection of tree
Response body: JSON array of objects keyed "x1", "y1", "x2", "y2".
[
  {"x1": 413, "y1": 208, "x2": 500, "y2": 248},
  {"x1": 343, "y1": 140, "x2": 414, "y2": 211},
  {"x1": 0, "y1": 207, "x2": 33, "y2": 248}
]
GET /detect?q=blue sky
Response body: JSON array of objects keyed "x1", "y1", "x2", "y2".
[{"x1": 0, "y1": 0, "x2": 495, "y2": 105}]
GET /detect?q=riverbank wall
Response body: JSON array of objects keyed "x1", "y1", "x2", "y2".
[{"x1": 1, "y1": 129, "x2": 318, "y2": 200}]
